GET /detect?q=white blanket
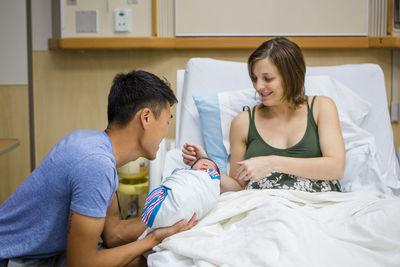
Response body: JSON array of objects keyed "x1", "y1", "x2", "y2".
[
  {"x1": 148, "y1": 190, "x2": 400, "y2": 267},
  {"x1": 143, "y1": 168, "x2": 220, "y2": 229}
]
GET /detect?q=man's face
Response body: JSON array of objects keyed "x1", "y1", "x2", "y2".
[
  {"x1": 192, "y1": 159, "x2": 217, "y2": 171},
  {"x1": 142, "y1": 105, "x2": 172, "y2": 160}
]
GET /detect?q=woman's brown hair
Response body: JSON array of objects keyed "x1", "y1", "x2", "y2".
[{"x1": 248, "y1": 37, "x2": 307, "y2": 109}]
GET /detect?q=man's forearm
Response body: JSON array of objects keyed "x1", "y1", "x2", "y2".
[
  {"x1": 67, "y1": 211, "x2": 156, "y2": 267},
  {"x1": 104, "y1": 217, "x2": 148, "y2": 248},
  {"x1": 69, "y1": 234, "x2": 157, "y2": 267},
  {"x1": 98, "y1": 235, "x2": 157, "y2": 267}
]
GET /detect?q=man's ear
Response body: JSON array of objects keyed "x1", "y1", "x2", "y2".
[{"x1": 140, "y1": 107, "x2": 152, "y2": 129}]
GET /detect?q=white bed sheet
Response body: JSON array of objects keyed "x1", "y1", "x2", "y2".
[{"x1": 148, "y1": 190, "x2": 400, "y2": 267}]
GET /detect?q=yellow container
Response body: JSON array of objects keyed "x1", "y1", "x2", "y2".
[
  {"x1": 118, "y1": 157, "x2": 149, "y2": 179},
  {"x1": 117, "y1": 158, "x2": 149, "y2": 195},
  {"x1": 118, "y1": 176, "x2": 148, "y2": 195}
]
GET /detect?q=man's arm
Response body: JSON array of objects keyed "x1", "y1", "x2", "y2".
[
  {"x1": 67, "y1": 210, "x2": 155, "y2": 267},
  {"x1": 67, "y1": 209, "x2": 197, "y2": 267},
  {"x1": 102, "y1": 194, "x2": 147, "y2": 247}
]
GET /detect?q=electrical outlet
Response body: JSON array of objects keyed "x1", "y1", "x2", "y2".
[{"x1": 113, "y1": 8, "x2": 132, "y2": 33}]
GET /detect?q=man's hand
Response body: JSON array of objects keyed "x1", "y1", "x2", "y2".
[{"x1": 148, "y1": 213, "x2": 197, "y2": 244}]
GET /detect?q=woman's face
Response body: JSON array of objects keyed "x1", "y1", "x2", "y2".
[{"x1": 251, "y1": 57, "x2": 285, "y2": 107}]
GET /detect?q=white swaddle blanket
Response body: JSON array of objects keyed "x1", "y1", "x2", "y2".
[{"x1": 142, "y1": 168, "x2": 220, "y2": 229}]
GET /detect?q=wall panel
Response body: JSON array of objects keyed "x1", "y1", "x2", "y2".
[
  {"x1": 0, "y1": 85, "x2": 30, "y2": 203},
  {"x1": 176, "y1": 0, "x2": 368, "y2": 36}
]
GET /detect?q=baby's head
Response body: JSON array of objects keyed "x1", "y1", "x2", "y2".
[{"x1": 191, "y1": 157, "x2": 220, "y2": 174}]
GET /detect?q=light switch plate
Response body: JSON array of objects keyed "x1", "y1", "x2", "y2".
[{"x1": 76, "y1": 10, "x2": 98, "y2": 33}]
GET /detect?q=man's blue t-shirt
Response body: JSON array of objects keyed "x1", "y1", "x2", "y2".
[{"x1": 0, "y1": 130, "x2": 118, "y2": 261}]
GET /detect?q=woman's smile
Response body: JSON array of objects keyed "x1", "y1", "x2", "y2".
[{"x1": 259, "y1": 91, "x2": 273, "y2": 98}]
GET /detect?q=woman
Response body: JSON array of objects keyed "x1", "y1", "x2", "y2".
[{"x1": 182, "y1": 37, "x2": 345, "y2": 193}]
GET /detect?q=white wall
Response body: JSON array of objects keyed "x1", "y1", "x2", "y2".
[
  {"x1": 0, "y1": 0, "x2": 53, "y2": 85},
  {"x1": 0, "y1": 0, "x2": 28, "y2": 84},
  {"x1": 31, "y1": 0, "x2": 52, "y2": 51}
]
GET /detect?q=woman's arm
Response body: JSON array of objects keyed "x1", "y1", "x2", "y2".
[
  {"x1": 235, "y1": 97, "x2": 345, "y2": 181},
  {"x1": 228, "y1": 111, "x2": 251, "y2": 189}
]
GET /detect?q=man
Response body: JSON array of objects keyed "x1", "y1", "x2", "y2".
[{"x1": 0, "y1": 70, "x2": 196, "y2": 267}]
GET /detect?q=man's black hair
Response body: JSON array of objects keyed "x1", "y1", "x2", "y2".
[{"x1": 107, "y1": 70, "x2": 177, "y2": 127}]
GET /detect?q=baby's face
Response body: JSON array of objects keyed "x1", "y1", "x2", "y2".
[{"x1": 192, "y1": 159, "x2": 217, "y2": 171}]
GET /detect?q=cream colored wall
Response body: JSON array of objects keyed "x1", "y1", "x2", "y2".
[
  {"x1": 60, "y1": 0, "x2": 152, "y2": 37},
  {"x1": 33, "y1": 49, "x2": 399, "y2": 166},
  {"x1": 176, "y1": 0, "x2": 368, "y2": 36},
  {"x1": 0, "y1": 85, "x2": 31, "y2": 204}
]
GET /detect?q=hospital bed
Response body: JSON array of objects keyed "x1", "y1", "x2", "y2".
[{"x1": 147, "y1": 58, "x2": 400, "y2": 266}]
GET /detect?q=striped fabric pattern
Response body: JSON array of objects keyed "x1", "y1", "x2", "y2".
[
  {"x1": 205, "y1": 169, "x2": 220, "y2": 180},
  {"x1": 141, "y1": 185, "x2": 170, "y2": 227}
]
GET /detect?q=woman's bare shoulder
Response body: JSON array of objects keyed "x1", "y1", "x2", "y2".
[
  {"x1": 232, "y1": 109, "x2": 251, "y2": 125},
  {"x1": 308, "y1": 95, "x2": 337, "y2": 112},
  {"x1": 308, "y1": 95, "x2": 339, "y2": 125},
  {"x1": 314, "y1": 95, "x2": 338, "y2": 111}
]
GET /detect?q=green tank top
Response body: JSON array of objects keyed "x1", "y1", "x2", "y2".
[
  {"x1": 244, "y1": 96, "x2": 341, "y2": 193},
  {"x1": 245, "y1": 96, "x2": 322, "y2": 159}
]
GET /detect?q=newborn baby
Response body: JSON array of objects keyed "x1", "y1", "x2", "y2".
[{"x1": 141, "y1": 158, "x2": 220, "y2": 228}]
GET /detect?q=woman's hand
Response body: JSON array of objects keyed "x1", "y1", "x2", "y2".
[
  {"x1": 182, "y1": 143, "x2": 208, "y2": 166},
  {"x1": 235, "y1": 156, "x2": 275, "y2": 183},
  {"x1": 149, "y1": 213, "x2": 197, "y2": 244}
]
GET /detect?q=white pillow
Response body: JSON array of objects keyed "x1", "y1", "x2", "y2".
[
  {"x1": 304, "y1": 76, "x2": 371, "y2": 125},
  {"x1": 194, "y1": 76, "x2": 370, "y2": 173}
]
